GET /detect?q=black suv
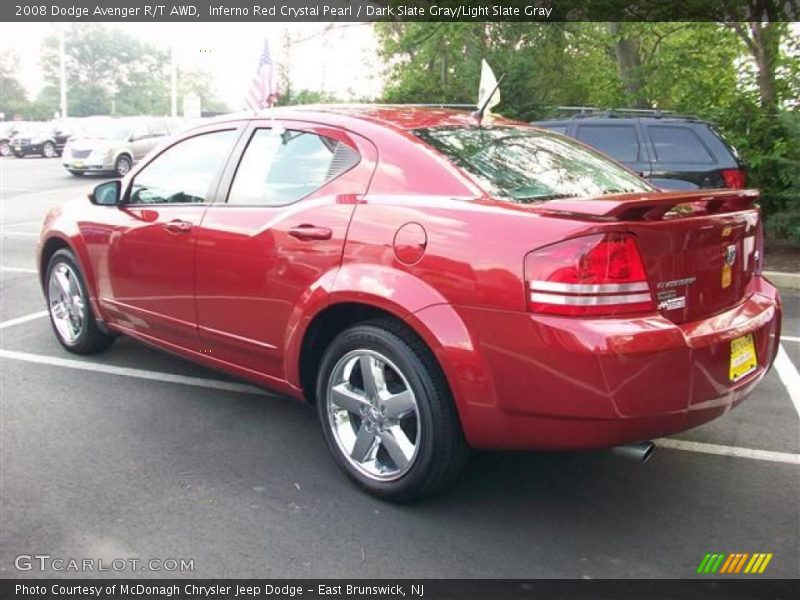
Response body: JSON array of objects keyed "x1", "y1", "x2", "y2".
[
  {"x1": 10, "y1": 120, "x2": 81, "y2": 158},
  {"x1": 0, "y1": 121, "x2": 34, "y2": 157},
  {"x1": 532, "y1": 110, "x2": 745, "y2": 191}
]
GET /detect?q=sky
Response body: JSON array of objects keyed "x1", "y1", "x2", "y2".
[{"x1": 0, "y1": 22, "x2": 385, "y2": 110}]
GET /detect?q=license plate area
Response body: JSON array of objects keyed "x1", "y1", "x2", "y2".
[{"x1": 730, "y1": 333, "x2": 757, "y2": 382}]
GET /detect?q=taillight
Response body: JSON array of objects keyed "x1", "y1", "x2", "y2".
[
  {"x1": 525, "y1": 233, "x2": 655, "y2": 316},
  {"x1": 721, "y1": 168, "x2": 746, "y2": 189}
]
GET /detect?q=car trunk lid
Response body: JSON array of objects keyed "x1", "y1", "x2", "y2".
[{"x1": 533, "y1": 190, "x2": 761, "y2": 324}]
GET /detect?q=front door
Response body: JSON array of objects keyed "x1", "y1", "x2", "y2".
[{"x1": 98, "y1": 127, "x2": 240, "y2": 348}]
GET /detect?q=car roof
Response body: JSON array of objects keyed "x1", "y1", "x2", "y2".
[{"x1": 191, "y1": 105, "x2": 525, "y2": 134}]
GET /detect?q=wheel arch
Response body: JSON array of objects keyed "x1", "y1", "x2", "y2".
[
  {"x1": 39, "y1": 232, "x2": 104, "y2": 322},
  {"x1": 288, "y1": 265, "x2": 496, "y2": 446}
]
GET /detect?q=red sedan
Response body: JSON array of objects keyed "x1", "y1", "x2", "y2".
[{"x1": 37, "y1": 107, "x2": 782, "y2": 500}]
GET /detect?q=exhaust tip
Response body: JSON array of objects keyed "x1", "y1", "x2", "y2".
[{"x1": 612, "y1": 441, "x2": 655, "y2": 463}]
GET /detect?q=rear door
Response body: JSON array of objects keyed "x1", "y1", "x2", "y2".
[
  {"x1": 194, "y1": 120, "x2": 377, "y2": 380},
  {"x1": 574, "y1": 121, "x2": 651, "y2": 178}
]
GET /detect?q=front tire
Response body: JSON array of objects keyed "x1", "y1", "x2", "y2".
[
  {"x1": 316, "y1": 320, "x2": 468, "y2": 502},
  {"x1": 46, "y1": 249, "x2": 115, "y2": 355},
  {"x1": 0, "y1": 141, "x2": 10, "y2": 156},
  {"x1": 68, "y1": 170, "x2": 84, "y2": 176},
  {"x1": 114, "y1": 154, "x2": 132, "y2": 177}
]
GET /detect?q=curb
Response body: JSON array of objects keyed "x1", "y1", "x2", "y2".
[{"x1": 764, "y1": 271, "x2": 800, "y2": 290}]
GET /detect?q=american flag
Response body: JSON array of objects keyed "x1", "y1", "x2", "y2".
[{"x1": 245, "y1": 39, "x2": 280, "y2": 111}]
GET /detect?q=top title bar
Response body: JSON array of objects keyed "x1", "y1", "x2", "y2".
[{"x1": 4, "y1": 0, "x2": 799, "y2": 22}]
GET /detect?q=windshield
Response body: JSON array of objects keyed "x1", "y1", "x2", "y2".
[
  {"x1": 414, "y1": 126, "x2": 652, "y2": 202},
  {"x1": 82, "y1": 120, "x2": 133, "y2": 140}
]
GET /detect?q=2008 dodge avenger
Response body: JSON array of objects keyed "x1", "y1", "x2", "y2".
[{"x1": 37, "y1": 106, "x2": 781, "y2": 500}]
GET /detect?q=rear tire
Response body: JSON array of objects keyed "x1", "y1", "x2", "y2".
[
  {"x1": 45, "y1": 249, "x2": 115, "y2": 355},
  {"x1": 0, "y1": 141, "x2": 10, "y2": 156},
  {"x1": 316, "y1": 320, "x2": 468, "y2": 502},
  {"x1": 42, "y1": 141, "x2": 56, "y2": 158},
  {"x1": 68, "y1": 170, "x2": 84, "y2": 176}
]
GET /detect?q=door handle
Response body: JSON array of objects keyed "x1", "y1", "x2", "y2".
[
  {"x1": 164, "y1": 219, "x2": 192, "y2": 234},
  {"x1": 288, "y1": 225, "x2": 332, "y2": 241}
]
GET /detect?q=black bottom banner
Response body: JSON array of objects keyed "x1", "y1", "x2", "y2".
[{"x1": 2, "y1": 579, "x2": 799, "y2": 600}]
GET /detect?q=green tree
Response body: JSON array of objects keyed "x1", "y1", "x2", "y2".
[
  {"x1": 0, "y1": 50, "x2": 31, "y2": 119},
  {"x1": 39, "y1": 23, "x2": 228, "y2": 117}
]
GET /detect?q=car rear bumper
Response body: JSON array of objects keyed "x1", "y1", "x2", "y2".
[
  {"x1": 63, "y1": 160, "x2": 115, "y2": 173},
  {"x1": 13, "y1": 144, "x2": 43, "y2": 156},
  {"x1": 450, "y1": 276, "x2": 781, "y2": 450}
]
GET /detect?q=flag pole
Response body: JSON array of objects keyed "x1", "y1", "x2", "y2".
[
  {"x1": 170, "y1": 43, "x2": 177, "y2": 117},
  {"x1": 59, "y1": 25, "x2": 67, "y2": 119}
]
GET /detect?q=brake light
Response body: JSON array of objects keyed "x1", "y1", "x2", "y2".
[
  {"x1": 525, "y1": 233, "x2": 655, "y2": 316},
  {"x1": 721, "y1": 168, "x2": 746, "y2": 189}
]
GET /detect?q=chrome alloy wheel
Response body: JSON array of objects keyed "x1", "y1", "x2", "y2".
[
  {"x1": 326, "y1": 350, "x2": 421, "y2": 481},
  {"x1": 48, "y1": 263, "x2": 86, "y2": 344}
]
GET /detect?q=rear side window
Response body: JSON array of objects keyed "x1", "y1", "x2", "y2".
[
  {"x1": 575, "y1": 124, "x2": 640, "y2": 162},
  {"x1": 648, "y1": 126, "x2": 714, "y2": 163},
  {"x1": 227, "y1": 128, "x2": 359, "y2": 206}
]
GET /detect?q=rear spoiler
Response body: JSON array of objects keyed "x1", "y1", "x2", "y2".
[{"x1": 535, "y1": 189, "x2": 759, "y2": 221}]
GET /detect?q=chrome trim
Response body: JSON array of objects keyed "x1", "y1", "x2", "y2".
[
  {"x1": 530, "y1": 280, "x2": 650, "y2": 294},
  {"x1": 530, "y1": 292, "x2": 652, "y2": 306},
  {"x1": 326, "y1": 349, "x2": 420, "y2": 482}
]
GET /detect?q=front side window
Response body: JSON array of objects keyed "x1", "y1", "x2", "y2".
[
  {"x1": 128, "y1": 129, "x2": 237, "y2": 205},
  {"x1": 228, "y1": 128, "x2": 359, "y2": 206},
  {"x1": 414, "y1": 126, "x2": 651, "y2": 203}
]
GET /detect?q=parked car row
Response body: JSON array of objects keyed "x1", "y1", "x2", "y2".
[
  {"x1": 1, "y1": 116, "x2": 189, "y2": 177},
  {"x1": 62, "y1": 117, "x2": 185, "y2": 177}
]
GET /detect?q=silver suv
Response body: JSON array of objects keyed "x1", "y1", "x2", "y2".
[{"x1": 62, "y1": 117, "x2": 178, "y2": 177}]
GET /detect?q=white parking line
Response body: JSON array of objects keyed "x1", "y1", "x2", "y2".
[
  {"x1": 0, "y1": 345, "x2": 795, "y2": 464},
  {"x1": 656, "y1": 438, "x2": 799, "y2": 465},
  {"x1": 0, "y1": 348, "x2": 273, "y2": 397},
  {"x1": 0, "y1": 310, "x2": 48, "y2": 330},
  {"x1": 782, "y1": 335, "x2": 800, "y2": 344},
  {"x1": 774, "y1": 345, "x2": 800, "y2": 418},
  {"x1": 0, "y1": 266, "x2": 38, "y2": 273}
]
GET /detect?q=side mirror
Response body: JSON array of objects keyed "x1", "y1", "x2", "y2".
[{"x1": 89, "y1": 180, "x2": 121, "y2": 206}]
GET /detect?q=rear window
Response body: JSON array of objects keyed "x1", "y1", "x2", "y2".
[
  {"x1": 648, "y1": 125, "x2": 715, "y2": 163},
  {"x1": 413, "y1": 126, "x2": 651, "y2": 203},
  {"x1": 575, "y1": 124, "x2": 640, "y2": 162}
]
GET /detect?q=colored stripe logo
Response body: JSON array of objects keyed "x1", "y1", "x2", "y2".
[{"x1": 697, "y1": 553, "x2": 773, "y2": 574}]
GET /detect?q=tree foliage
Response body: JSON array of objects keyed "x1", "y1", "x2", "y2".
[
  {"x1": 1, "y1": 24, "x2": 229, "y2": 120},
  {"x1": 377, "y1": 21, "x2": 800, "y2": 244}
]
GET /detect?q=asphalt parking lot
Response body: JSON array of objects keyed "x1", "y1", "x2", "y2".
[{"x1": 0, "y1": 156, "x2": 798, "y2": 579}]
